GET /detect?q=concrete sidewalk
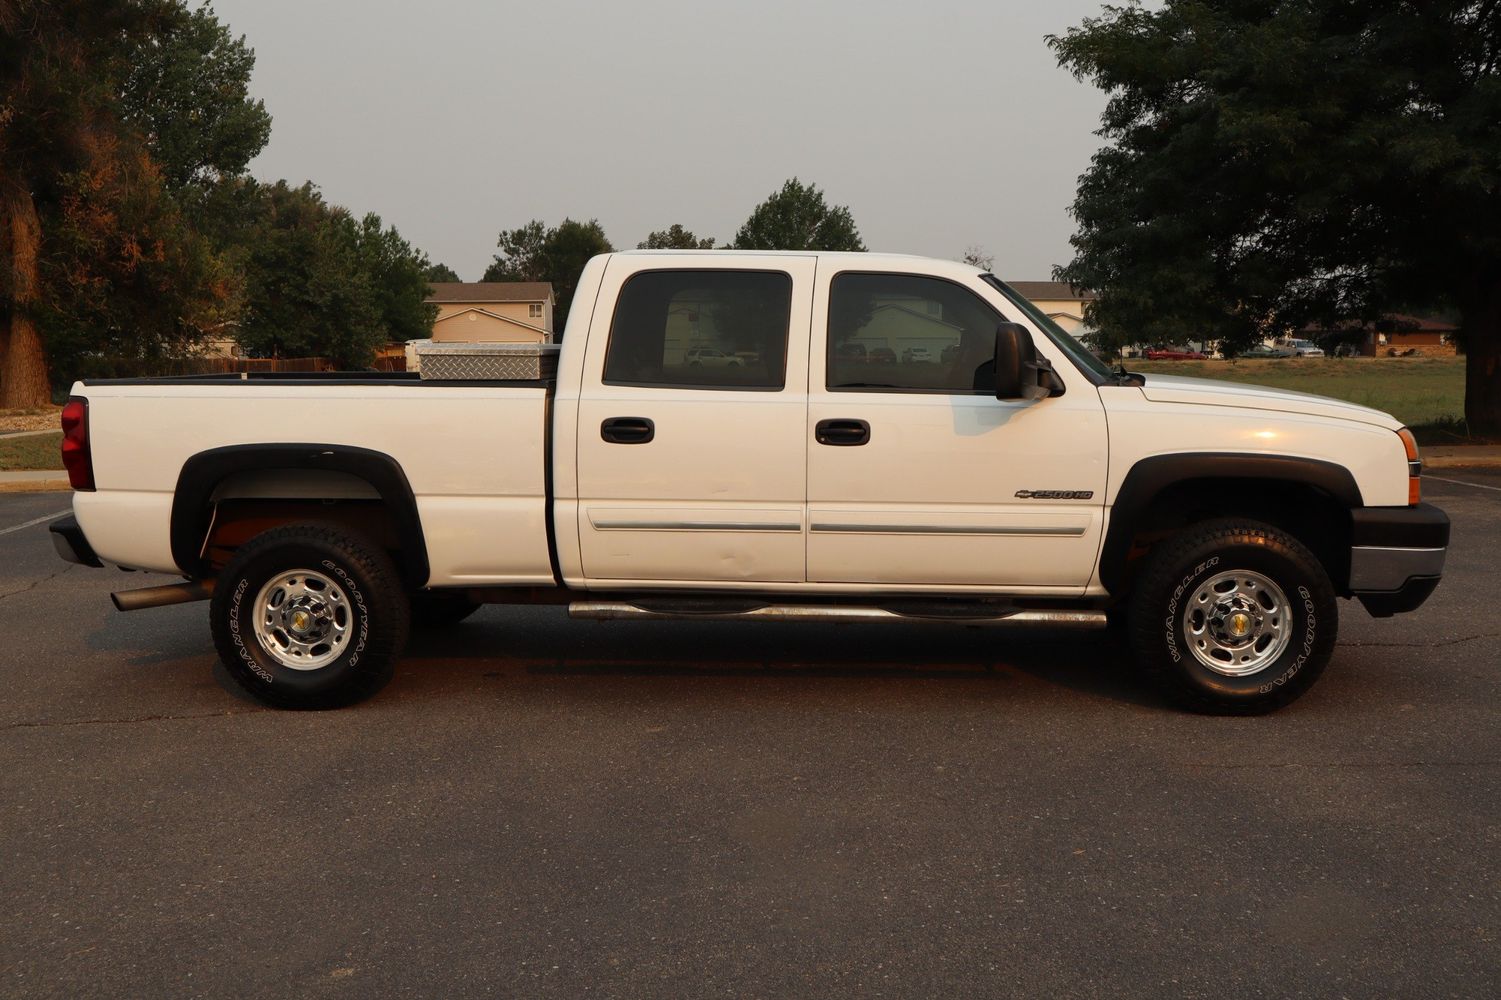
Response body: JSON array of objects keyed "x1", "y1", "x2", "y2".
[{"x1": 1422, "y1": 445, "x2": 1501, "y2": 469}]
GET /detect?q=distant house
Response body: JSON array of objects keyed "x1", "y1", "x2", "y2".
[
  {"x1": 1005, "y1": 281, "x2": 1096, "y2": 338},
  {"x1": 844, "y1": 302, "x2": 967, "y2": 358},
  {"x1": 1357, "y1": 314, "x2": 1459, "y2": 358},
  {"x1": 1304, "y1": 313, "x2": 1460, "y2": 358},
  {"x1": 425, "y1": 282, "x2": 555, "y2": 343}
]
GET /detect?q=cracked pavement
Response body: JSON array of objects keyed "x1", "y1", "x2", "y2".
[{"x1": 0, "y1": 480, "x2": 1497, "y2": 998}]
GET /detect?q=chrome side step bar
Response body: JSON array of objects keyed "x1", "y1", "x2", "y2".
[{"x1": 569, "y1": 601, "x2": 1106, "y2": 629}]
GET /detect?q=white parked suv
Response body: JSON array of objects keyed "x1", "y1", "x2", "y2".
[
  {"x1": 1278, "y1": 338, "x2": 1327, "y2": 357},
  {"x1": 683, "y1": 347, "x2": 740, "y2": 368},
  {"x1": 51, "y1": 251, "x2": 1448, "y2": 714}
]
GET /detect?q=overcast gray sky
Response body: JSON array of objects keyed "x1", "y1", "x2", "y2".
[{"x1": 212, "y1": 0, "x2": 1115, "y2": 281}]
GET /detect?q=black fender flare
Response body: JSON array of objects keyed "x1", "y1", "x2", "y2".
[
  {"x1": 170, "y1": 443, "x2": 429, "y2": 586},
  {"x1": 1098, "y1": 452, "x2": 1363, "y2": 594}
]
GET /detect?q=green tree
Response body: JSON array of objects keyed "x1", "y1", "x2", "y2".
[
  {"x1": 482, "y1": 217, "x2": 613, "y2": 332},
  {"x1": 355, "y1": 212, "x2": 438, "y2": 343},
  {"x1": 0, "y1": 0, "x2": 264, "y2": 404},
  {"x1": 1050, "y1": 1, "x2": 1501, "y2": 431},
  {"x1": 231, "y1": 182, "x2": 380, "y2": 367},
  {"x1": 732, "y1": 178, "x2": 866, "y2": 252},
  {"x1": 638, "y1": 224, "x2": 716, "y2": 249},
  {"x1": 482, "y1": 220, "x2": 549, "y2": 282},
  {"x1": 227, "y1": 182, "x2": 434, "y2": 365},
  {"x1": 41, "y1": 144, "x2": 240, "y2": 382},
  {"x1": 120, "y1": 1, "x2": 271, "y2": 189},
  {"x1": 424, "y1": 262, "x2": 460, "y2": 283},
  {"x1": 3, "y1": 0, "x2": 156, "y2": 404}
]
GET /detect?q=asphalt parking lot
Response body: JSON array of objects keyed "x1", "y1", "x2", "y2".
[{"x1": 2, "y1": 477, "x2": 1497, "y2": 999}]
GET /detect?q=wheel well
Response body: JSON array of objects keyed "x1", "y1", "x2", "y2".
[
  {"x1": 1109, "y1": 477, "x2": 1352, "y2": 598},
  {"x1": 170, "y1": 445, "x2": 429, "y2": 587},
  {"x1": 202, "y1": 498, "x2": 405, "y2": 580}
]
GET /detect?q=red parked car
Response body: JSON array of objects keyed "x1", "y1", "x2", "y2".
[{"x1": 1144, "y1": 346, "x2": 1207, "y2": 360}]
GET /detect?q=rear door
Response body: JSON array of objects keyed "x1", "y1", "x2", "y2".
[{"x1": 575, "y1": 255, "x2": 815, "y2": 585}]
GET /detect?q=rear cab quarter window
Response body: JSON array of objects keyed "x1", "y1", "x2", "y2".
[{"x1": 602, "y1": 270, "x2": 794, "y2": 392}]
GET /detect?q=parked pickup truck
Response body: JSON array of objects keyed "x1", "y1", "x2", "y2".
[{"x1": 50, "y1": 251, "x2": 1449, "y2": 714}]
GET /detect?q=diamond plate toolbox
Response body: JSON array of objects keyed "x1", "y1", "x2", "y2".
[{"x1": 415, "y1": 342, "x2": 560, "y2": 381}]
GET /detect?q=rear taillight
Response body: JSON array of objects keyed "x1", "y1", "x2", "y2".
[
  {"x1": 60, "y1": 396, "x2": 94, "y2": 491},
  {"x1": 1397, "y1": 427, "x2": 1421, "y2": 505}
]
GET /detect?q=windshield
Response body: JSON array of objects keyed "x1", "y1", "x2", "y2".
[{"x1": 981, "y1": 275, "x2": 1115, "y2": 382}]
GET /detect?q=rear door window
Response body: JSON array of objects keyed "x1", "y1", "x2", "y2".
[{"x1": 603, "y1": 270, "x2": 793, "y2": 390}]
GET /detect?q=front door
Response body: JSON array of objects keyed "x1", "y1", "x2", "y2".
[
  {"x1": 806, "y1": 268, "x2": 1107, "y2": 591},
  {"x1": 575, "y1": 256, "x2": 816, "y2": 585}
]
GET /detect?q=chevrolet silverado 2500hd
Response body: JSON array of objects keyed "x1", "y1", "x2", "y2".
[{"x1": 50, "y1": 251, "x2": 1449, "y2": 713}]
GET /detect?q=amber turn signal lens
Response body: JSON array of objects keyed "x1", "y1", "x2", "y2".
[
  {"x1": 1397, "y1": 427, "x2": 1419, "y2": 462},
  {"x1": 1397, "y1": 427, "x2": 1420, "y2": 505}
]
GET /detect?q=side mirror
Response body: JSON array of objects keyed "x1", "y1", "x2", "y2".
[{"x1": 993, "y1": 322, "x2": 1064, "y2": 401}]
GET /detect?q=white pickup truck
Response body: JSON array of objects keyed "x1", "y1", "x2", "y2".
[{"x1": 50, "y1": 251, "x2": 1449, "y2": 714}]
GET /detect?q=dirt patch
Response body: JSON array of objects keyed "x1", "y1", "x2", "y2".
[{"x1": 0, "y1": 407, "x2": 62, "y2": 433}]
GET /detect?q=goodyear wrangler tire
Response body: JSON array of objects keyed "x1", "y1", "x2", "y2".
[
  {"x1": 1128, "y1": 518, "x2": 1337, "y2": 715},
  {"x1": 210, "y1": 523, "x2": 410, "y2": 709}
]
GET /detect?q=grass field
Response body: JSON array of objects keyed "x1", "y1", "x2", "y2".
[
  {"x1": 1129, "y1": 356, "x2": 1467, "y2": 433},
  {"x1": 0, "y1": 431, "x2": 63, "y2": 470}
]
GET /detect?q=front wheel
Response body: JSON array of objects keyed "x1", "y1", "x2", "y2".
[
  {"x1": 210, "y1": 523, "x2": 410, "y2": 709},
  {"x1": 1128, "y1": 519, "x2": 1337, "y2": 714}
]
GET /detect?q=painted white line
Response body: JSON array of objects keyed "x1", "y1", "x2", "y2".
[
  {"x1": 1425, "y1": 475, "x2": 1501, "y2": 494},
  {"x1": 0, "y1": 509, "x2": 71, "y2": 536}
]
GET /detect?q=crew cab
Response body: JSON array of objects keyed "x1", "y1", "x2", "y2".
[{"x1": 50, "y1": 251, "x2": 1449, "y2": 714}]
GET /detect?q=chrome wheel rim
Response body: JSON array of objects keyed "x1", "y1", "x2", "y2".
[
  {"x1": 1182, "y1": 569, "x2": 1292, "y2": 677},
  {"x1": 252, "y1": 569, "x2": 351, "y2": 670}
]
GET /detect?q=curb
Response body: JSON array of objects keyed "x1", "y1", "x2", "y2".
[
  {"x1": 1424, "y1": 458, "x2": 1501, "y2": 470},
  {"x1": 0, "y1": 479, "x2": 69, "y2": 493}
]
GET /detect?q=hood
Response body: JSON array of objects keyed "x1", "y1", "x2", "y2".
[{"x1": 1138, "y1": 373, "x2": 1401, "y2": 429}]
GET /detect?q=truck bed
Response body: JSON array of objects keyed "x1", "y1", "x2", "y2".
[
  {"x1": 81, "y1": 371, "x2": 554, "y2": 388},
  {"x1": 73, "y1": 375, "x2": 556, "y2": 586}
]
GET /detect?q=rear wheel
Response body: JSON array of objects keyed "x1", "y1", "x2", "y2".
[
  {"x1": 210, "y1": 523, "x2": 409, "y2": 709},
  {"x1": 1128, "y1": 518, "x2": 1337, "y2": 714}
]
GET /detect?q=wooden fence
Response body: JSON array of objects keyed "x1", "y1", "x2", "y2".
[{"x1": 149, "y1": 355, "x2": 407, "y2": 375}]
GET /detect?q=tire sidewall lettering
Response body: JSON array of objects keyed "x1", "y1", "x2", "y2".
[
  {"x1": 1164, "y1": 556, "x2": 1219, "y2": 663},
  {"x1": 1163, "y1": 553, "x2": 1318, "y2": 691},
  {"x1": 320, "y1": 558, "x2": 370, "y2": 668},
  {"x1": 227, "y1": 576, "x2": 274, "y2": 683},
  {"x1": 230, "y1": 552, "x2": 373, "y2": 684},
  {"x1": 1258, "y1": 585, "x2": 1318, "y2": 694}
]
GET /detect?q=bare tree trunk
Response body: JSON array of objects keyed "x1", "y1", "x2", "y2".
[
  {"x1": 1463, "y1": 281, "x2": 1501, "y2": 438},
  {"x1": 1, "y1": 183, "x2": 51, "y2": 408}
]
